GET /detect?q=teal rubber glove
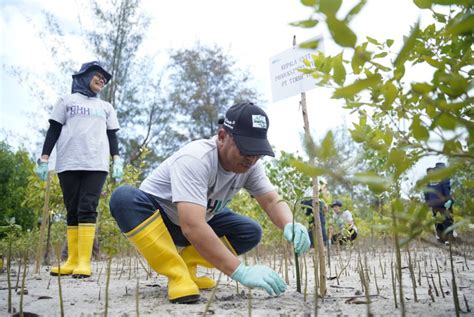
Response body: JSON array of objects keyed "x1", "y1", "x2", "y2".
[
  {"x1": 231, "y1": 263, "x2": 287, "y2": 296},
  {"x1": 284, "y1": 222, "x2": 311, "y2": 255},
  {"x1": 35, "y1": 161, "x2": 49, "y2": 181},
  {"x1": 444, "y1": 199, "x2": 452, "y2": 209},
  {"x1": 112, "y1": 157, "x2": 124, "y2": 181}
]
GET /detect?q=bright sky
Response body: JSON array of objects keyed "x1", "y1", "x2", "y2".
[{"x1": 0, "y1": 0, "x2": 445, "y2": 190}]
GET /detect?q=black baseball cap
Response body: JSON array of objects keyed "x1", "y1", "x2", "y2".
[
  {"x1": 220, "y1": 103, "x2": 274, "y2": 157},
  {"x1": 331, "y1": 200, "x2": 342, "y2": 207},
  {"x1": 72, "y1": 61, "x2": 112, "y2": 84}
]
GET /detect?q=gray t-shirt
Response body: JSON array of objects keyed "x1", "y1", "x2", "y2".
[
  {"x1": 140, "y1": 137, "x2": 275, "y2": 225},
  {"x1": 50, "y1": 93, "x2": 119, "y2": 173}
]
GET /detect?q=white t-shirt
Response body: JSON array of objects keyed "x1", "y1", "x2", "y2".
[
  {"x1": 140, "y1": 136, "x2": 275, "y2": 225},
  {"x1": 50, "y1": 93, "x2": 119, "y2": 173}
]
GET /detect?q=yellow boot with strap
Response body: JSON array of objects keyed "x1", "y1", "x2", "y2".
[
  {"x1": 72, "y1": 223, "x2": 96, "y2": 278},
  {"x1": 180, "y1": 236, "x2": 237, "y2": 289},
  {"x1": 50, "y1": 226, "x2": 78, "y2": 276},
  {"x1": 126, "y1": 212, "x2": 200, "y2": 304}
]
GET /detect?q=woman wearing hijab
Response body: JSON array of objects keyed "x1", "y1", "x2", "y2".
[{"x1": 36, "y1": 61, "x2": 123, "y2": 278}]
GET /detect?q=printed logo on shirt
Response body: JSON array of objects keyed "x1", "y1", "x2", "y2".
[
  {"x1": 66, "y1": 104, "x2": 106, "y2": 119},
  {"x1": 207, "y1": 198, "x2": 230, "y2": 214}
]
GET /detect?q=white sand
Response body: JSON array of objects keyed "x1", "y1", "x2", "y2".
[{"x1": 1, "y1": 241, "x2": 473, "y2": 316}]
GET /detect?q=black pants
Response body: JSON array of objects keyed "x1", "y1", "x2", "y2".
[
  {"x1": 58, "y1": 171, "x2": 107, "y2": 225},
  {"x1": 432, "y1": 206, "x2": 454, "y2": 242}
]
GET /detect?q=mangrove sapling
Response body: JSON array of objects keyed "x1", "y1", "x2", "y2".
[
  {"x1": 430, "y1": 274, "x2": 439, "y2": 297},
  {"x1": 135, "y1": 277, "x2": 140, "y2": 317},
  {"x1": 117, "y1": 259, "x2": 125, "y2": 280},
  {"x1": 15, "y1": 258, "x2": 22, "y2": 291},
  {"x1": 448, "y1": 243, "x2": 461, "y2": 317},
  {"x1": 390, "y1": 261, "x2": 398, "y2": 309},
  {"x1": 418, "y1": 263, "x2": 422, "y2": 287},
  {"x1": 435, "y1": 258, "x2": 445, "y2": 298},
  {"x1": 463, "y1": 294, "x2": 471, "y2": 313},
  {"x1": 374, "y1": 269, "x2": 380, "y2": 295},
  {"x1": 407, "y1": 247, "x2": 418, "y2": 302},
  {"x1": 19, "y1": 252, "x2": 28, "y2": 317},
  {"x1": 391, "y1": 208, "x2": 405, "y2": 317},
  {"x1": 105, "y1": 256, "x2": 113, "y2": 316},
  {"x1": 53, "y1": 242, "x2": 65, "y2": 317},
  {"x1": 358, "y1": 260, "x2": 373, "y2": 317},
  {"x1": 312, "y1": 246, "x2": 319, "y2": 317},
  {"x1": 427, "y1": 276, "x2": 435, "y2": 303},
  {"x1": 203, "y1": 272, "x2": 222, "y2": 317},
  {"x1": 0, "y1": 218, "x2": 22, "y2": 313}
]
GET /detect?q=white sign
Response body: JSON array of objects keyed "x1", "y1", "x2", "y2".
[{"x1": 269, "y1": 48, "x2": 317, "y2": 102}]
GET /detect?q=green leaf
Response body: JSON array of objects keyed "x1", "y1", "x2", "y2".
[
  {"x1": 383, "y1": 129, "x2": 393, "y2": 146},
  {"x1": 299, "y1": 39, "x2": 320, "y2": 49},
  {"x1": 350, "y1": 127, "x2": 366, "y2": 143},
  {"x1": 445, "y1": 14, "x2": 474, "y2": 36},
  {"x1": 422, "y1": 56, "x2": 444, "y2": 69},
  {"x1": 436, "y1": 98, "x2": 474, "y2": 112},
  {"x1": 366, "y1": 36, "x2": 380, "y2": 46},
  {"x1": 382, "y1": 80, "x2": 397, "y2": 109},
  {"x1": 443, "y1": 140, "x2": 463, "y2": 154},
  {"x1": 394, "y1": 22, "x2": 420, "y2": 70},
  {"x1": 433, "y1": 12, "x2": 446, "y2": 23},
  {"x1": 411, "y1": 115, "x2": 430, "y2": 140},
  {"x1": 351, "y1": 43, "x2": 370, "y2": 74},
  {"x1": 438, "y1": 73, "x2": 470, "y2": 98},
  {"x1": 411, "y1": 82, "x2": 433, "y2": 94},
  {"x1": 373, "y1": 52, "x2": 388, "y2": 59},
  {"x1": 386, "y1": 39, "x2": 394, "y2": 47},
  {"x1": 414, "y1": 0, "x2": 432, "y2": 9},
  {"x1": 289, "y1": 159, "x2": 326, "y2": 177},
  {"x1": 289, "y1": 19, "x2": 319, "y2": 28},
  {"x1": 332, "y1": 53, "x2": 346, "y2": 86},
  {"x1": 296, "y1": 67, "x2": 314, "y2": 74},
  {"x1": 394, "y1": 63, "x2": 405, "y2": 81},
  {"x1": 436, "y1": 113, "x2": 457, "y2": 130},
  {"x1": 320, "y1": 131, "x2": 336, "y2": 160},
  {"x1": 320, "y1": 0, "x2": 342, "y2": 15},
  {"x1": 353, "y1": 171, "x2": 392, "y2": 194},
  {"x1": 387, "y1": 148, "x2": 413, "y2": 177},
  {"x1": 333, "y1": 75, "x2": 380, "y2": 99},
  {"x1": 432, "y1": 0, "x2": 466, "y2": 4},
  {"x1": 371, "y1": 62, "x2": 391, "y2": 72},
  {"x1": 301, "y1": 0, "x2": 318, "y2": 6},
  {"x1": 344, "y1": 0, "x2": 367, "y2": 23},
  {"x1": 327, "y1": 15, "x2": 357, "y2": 48}
]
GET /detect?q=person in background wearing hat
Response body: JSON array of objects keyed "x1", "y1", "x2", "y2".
[
  {"x1": 108, "y1": 102, "x2": 310, "y2": 304},
  {"x1": 328, "y1": 200, "x2": 358, "y2": 245},
  {"x1": 423, "y1": 163, "x2": 455, "y2": 243},
  {"x1": 35, "y1": 61, "x2": 123, "y2": 278},
  {"x1": 302, "y1": 180, "x2": 329, "y2": 247}
]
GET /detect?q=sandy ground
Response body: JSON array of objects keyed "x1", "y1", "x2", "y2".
[{"x1": 1, "y1": 239, "x2": 473, "y2": 317}]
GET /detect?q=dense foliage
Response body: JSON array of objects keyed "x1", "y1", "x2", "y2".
[{"x1": 0, "y1": 142, "x2": 36, "y2": 231}]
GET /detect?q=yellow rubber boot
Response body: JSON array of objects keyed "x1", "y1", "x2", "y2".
[
  {"x1": 126, "y1": 212, "x2": 200, "y2": 304},
  {"x1": 180, "y1": 245, "x2": 216, "y2": 289},
  {"x1": 180, "y1": 236, "x2": 237, "y2": 289},
  {"x1": 50, "y1": 226, "x2": 78, "y2": 276},
  {"x1": 72, "y1": 223, "x2": 96, "y2": 278}
]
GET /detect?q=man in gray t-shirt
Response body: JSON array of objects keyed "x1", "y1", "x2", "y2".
[{"x1": 109, "y1": 102, "x2": 310, "y2": 304}]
